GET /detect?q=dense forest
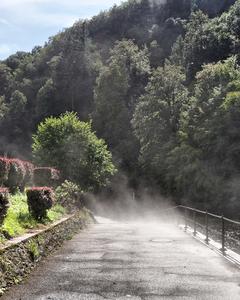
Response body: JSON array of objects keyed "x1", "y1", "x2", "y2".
[{"x1": 1, "y1": 0, "x2": 240, "y2": 214}]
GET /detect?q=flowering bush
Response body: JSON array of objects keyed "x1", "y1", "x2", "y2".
[
  {"x1": 0, "y1": 188, "x2": 9, "y2": 225},
  {"x1": 33, "y1": 167, "x2": 60, "y2": 187},
  {"x1": 0, "y1": 157, "x2": 10, "y2": 185},
  {"x1": 26, "y1": 187, "x2": 54, "y2": 220},
  {"x1": 7, "y1": 159, "x2": 26, "y2": 192}
]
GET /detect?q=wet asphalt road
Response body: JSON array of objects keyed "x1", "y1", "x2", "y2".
[{"x1": 2, "y1": 217, "x2": 240, "y2": 300}]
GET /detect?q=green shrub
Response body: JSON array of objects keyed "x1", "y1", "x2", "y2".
[
  {"x1": 33, "y1": 167, "x2": 60, "y2": 187},
  {"x1": 47, "y1": 204, "x2": 66, "y2": 221},
  {"x1": 0, "y1": 188, "x2": 9, "y2": 226},
  {"x1": 26, "y1": 187, "x2": 54, "y2": 220},
  {"x1": 55, "y1": 180, "x2": 84, "y2": 212}
]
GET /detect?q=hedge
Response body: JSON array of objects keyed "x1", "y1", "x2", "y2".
[
  {"x1": 33, "y1": 168, "x2": 60, "y2": 187},
  {"x1": 0, "y1": 156, "x2": 60, "y2": 192},
  {"x1": 0, "y1": 157, "x2": 10, "y2": 186},
  {"x1": 7, "y1": 159, "x2": 26, "y2": 192},
  {"x1": 0, "y1": 188, "x2": 9, "y2": 225},
  {"x1": 26, "y1": 187, "x2": 54, "y2": 220},
  {"x1": 23, "y1": 161, "x2": 34, "y2": 187}
]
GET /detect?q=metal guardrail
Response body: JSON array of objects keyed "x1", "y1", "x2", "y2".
[{"x1": 168, "y1": 205, "x2": 240, "y2": 255}]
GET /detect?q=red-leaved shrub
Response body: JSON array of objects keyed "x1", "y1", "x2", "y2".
[
  {"x1": 7, "y1": 159, "x2": 26, "y2": 192},
  {"x1": 26, "y1": 187, "x2": 54, "y2": 220},
  {"x1": 0, "y1": 188, "x2": 9, "y2": 225},
  {"x1": 33, "y1": 167, "x2": 60, "y2": 187},
  {"x1": 0, "y1": 157, "x2": 10, "y2": 185},
  {"x1": 0, "y1": 156, "x2": 60, "y2": 193}
]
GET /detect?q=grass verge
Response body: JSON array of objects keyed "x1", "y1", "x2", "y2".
[{"x1": 0, "y1": 192, "x2": 66, "y2": 242}]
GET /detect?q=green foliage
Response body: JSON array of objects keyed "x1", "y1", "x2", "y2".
[
  {"x1": 161, "y1": 57, "x2": 240, "y2": 210},
  {"x1": 1, "y1": 192, "x2": 65, "y2": 239},
  {"x1": 187, "y1": 57, "x2": 240, "y2": 166},
  {"x1": 133, "y1": 62, "x2": 189, "y2": 184},
  {"x1": 92, "y1": 40, "x2": 150, "y2": 172},
  {"x1": 55, "y1": 180, "x2": 84, "y2": 212},
  {"x1": 176, "y1": 1, "x2": 240, "y2": 80},
  {"x1": 27, "y1": 240, "x2": 40, "y2": 261},
  {"x1": 0, "y1": 96, "x2": 8, "y2": 121},
  {"x1": 9, "y1": 90, "x2": 27, "y2": 115},
  {"x1": 32, "y1": 112, "x2": 116, "y2": 191},
  {"x1": 35, "y1": 78, "x2": 56, "y2": 121},
  {"x1": 47, "y1": 204, "x2": 66, "y2": 222},
  {"x1": 2, "y1": 193, "x2": 38, "y2": 237}
]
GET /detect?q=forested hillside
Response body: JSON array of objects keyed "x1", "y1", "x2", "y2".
[{"x1": 1, "y1": 0, "x2": 240, "y2": 214}]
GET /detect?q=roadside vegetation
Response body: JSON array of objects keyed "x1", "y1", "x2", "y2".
[
  {"x1": 0, "y1": 112, "x2": 115, "y2": 244},
  {"x1": 1, "y1": 192, "x2": 66, "y2": 242}
]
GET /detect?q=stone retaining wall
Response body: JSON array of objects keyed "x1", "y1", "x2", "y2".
[{"x1": 0, "y1": 209, "x2": 94, "y2": 295}]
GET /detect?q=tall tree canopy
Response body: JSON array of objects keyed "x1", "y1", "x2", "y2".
[
  {"x1": 92, "y1": 40, "x2": 150, "y2": 172},
  {"x1": 132, "y1": 62, "x2": 189, "y2": 187}
]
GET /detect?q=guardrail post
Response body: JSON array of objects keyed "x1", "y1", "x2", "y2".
[
  {"x1": 205, "y1": 211, "x2": 209, "y2": 244},
  {"x1": 220, "y1": 215, "x2": 226, "y2": 255},
  {"x1": 184, "y1": 208, "x2": 187, "y2": 231},
  {"x1": 193, "y1": 211, "x2": 197, "y2": 236}
]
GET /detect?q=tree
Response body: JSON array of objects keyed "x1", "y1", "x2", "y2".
[
  {"x1": 132, "y1": 62, "x2": 189, "y2": 188},
  {"x1": 187, "y1": 57, "x2": 240, "y2": 174},
  {"x1": 35, "y1": 78, "x2": 56, "y2": 121},
  {"x1": 32, "y1": 112, "x2": 116, "y2": 191},
  {"x1": 0, "y1": 63, "x2": 13, "y2": 99},
  {"x1": 0, "y1": 96, "x2": 8, "y2": 121},
  {"x1": 92, "y1": 40, "x2": 150, "y2": 172},
  {"x1": 167, "y1": 57, "x2": 240, "y2": 211},
  {"x1": 9, "y1": 90, "x2": 27, "y2": 115},
  {"x1": 181, "y1": 11, "x2": 210, "y2": 80}
]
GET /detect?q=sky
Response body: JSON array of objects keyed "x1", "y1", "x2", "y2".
[{"x1": 0, "y1": 0, "x2": 123, "y2": 60}]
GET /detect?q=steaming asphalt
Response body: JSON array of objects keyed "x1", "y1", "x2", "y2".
[{"x1": 3, "y1": 217, "x2": 240, "y2": 300}]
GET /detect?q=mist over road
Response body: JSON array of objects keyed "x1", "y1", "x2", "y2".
[{"x1": 3, "y1": 217, "x2": 240, "y2": 299}]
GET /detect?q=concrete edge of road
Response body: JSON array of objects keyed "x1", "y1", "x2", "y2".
[{"x1": 179, "y1": 224, "x2": 240, "y2": 269}]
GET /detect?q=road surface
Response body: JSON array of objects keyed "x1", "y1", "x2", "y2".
[{"x1": 2, "y1": 217, "x2": 240, "y2": 299}]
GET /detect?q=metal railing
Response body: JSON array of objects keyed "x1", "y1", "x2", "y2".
[{"x1": 168, "y1": 205, "x2": 240, "y2": 255}]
